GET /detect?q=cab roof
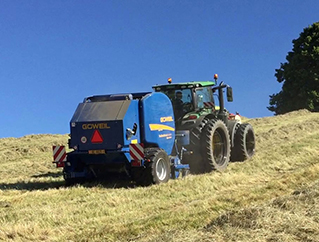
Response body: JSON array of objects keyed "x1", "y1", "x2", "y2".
[{"x1": 152, "y1": 81, "x2": 216, "y2": 91}]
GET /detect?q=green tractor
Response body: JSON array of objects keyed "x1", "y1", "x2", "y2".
[{"x1": 153, "y1": 74, "x2": 255, "y2": 174}]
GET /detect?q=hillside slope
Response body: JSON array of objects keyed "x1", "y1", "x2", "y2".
[{"x1": 0, "y1": 110, "x2": 319, "y2": 242}]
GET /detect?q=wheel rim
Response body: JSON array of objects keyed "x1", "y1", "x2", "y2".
[
  {"x1": 156, "y1": 158, "x2": 167, "y2": 181},
  {"x1": 212, "y1": 128, "x2": 227, "y2": 165},
  {"x1": 246, "y1": 129, "x2": 255, "y2": 156}
]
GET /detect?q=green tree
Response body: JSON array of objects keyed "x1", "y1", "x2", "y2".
[{"x1": 268, "y1": 22, "x2": 319, "y2": 115}]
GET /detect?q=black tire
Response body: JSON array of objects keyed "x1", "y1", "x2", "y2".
[
  {"x1": 133, "y1": 149, "x2": 171, "y2": 186},
  {"x1": 230, "y1": 122, "x2": 241, "y2": 162},
  {"x1": 201, "y1": 119, "x2": 231, "y2": 172},
  {"x1": 189, "y1": 118, "x2": 209, "y2": 147},
  {"x1": 232, "y1": 123, "x2": 255, "y2": 161},
  {"x1": 183, "y1": 118, "x2": 209, "y2": 174}
]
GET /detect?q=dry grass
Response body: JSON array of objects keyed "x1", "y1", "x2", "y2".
[{"x1": 1, "y1": 110, "x2": 319, "y2": 241}]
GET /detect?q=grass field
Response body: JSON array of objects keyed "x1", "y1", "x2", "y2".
[{"x1": 1, "y1": 109, "x2": 319, "y2": 242}]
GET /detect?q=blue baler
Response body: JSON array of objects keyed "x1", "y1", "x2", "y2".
[{"x1": 60, "y1": 92, "x2": 189, "y2": 185}]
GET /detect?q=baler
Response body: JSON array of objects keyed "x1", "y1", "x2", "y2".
[{"x1": 53, "y1": 92, "x2": 189, "y2": 185}]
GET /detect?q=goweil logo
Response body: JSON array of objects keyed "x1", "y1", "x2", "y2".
[{"x1": 82, "y1": 123, "x2": 110, "y2": 129}]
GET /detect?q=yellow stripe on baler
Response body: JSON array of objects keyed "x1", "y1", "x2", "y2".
[{"x1": 149, "y1": 124, "x2": 175, "y2": 131}]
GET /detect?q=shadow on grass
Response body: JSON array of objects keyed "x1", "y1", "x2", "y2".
[
  {"x1": 31, "y1": 171, "x2": 63, "y2": 178},
  {"x1": 0, "y1": 180, "x2": 65, "y2": 191},
  {"x1": 0, "y1": 174, "x2": 137, "y2": 191},
  {"x1": 71, "y1": 174, "x2": 136, "y2": 189}
]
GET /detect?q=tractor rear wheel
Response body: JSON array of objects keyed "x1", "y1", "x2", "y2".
[
  {"x1": 183, "y1": 118, "x2": 209, "y2": 174},
  {"x1": 134, "y1": 149, "x2": 171, "y2": 186},
  {"x1": 201, "y1": 119, "x2": 231, "y2": 172},
  {"x1": 232, "y1": 123, "x2": 255, "y2": 161}
]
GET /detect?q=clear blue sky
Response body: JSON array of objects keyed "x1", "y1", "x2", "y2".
[{"x1": 1, "y1": 0, "x2": 318, "y2": 138}]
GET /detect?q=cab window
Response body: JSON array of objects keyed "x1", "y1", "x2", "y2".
[
  {"x1": 195, "y1": 87, "x2": 214, "y2": 110},
  {"x1": 163, "y1": 89, "x2": 193, "y2": 105},
  {"x1": 162, "y1": 89, "x2": 194, "y2": 120}
]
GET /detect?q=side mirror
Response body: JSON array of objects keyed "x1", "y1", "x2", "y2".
[{"x1": 227, "y1": 87, "x2": 233, "y2": 102}]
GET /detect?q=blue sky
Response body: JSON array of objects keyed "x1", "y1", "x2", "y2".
[{"x1": 1, "y1": 0, "x2": 318, "y2": 138}]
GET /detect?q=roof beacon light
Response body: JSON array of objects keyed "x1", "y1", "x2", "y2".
[
  {"x1": 213, "y1": 74, "x2": 218, "y2": 81},
  {"x1": 168, "y1": 77, "x2": 172, "y2": 84}
]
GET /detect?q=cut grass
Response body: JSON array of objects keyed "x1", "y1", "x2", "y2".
[{"x1": 1, "y1": 110, "x2": 319, "y2": 241}]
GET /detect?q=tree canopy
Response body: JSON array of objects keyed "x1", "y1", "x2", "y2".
[{"x1": 268, "y1": 22, "x2": 319, "y2": 115}]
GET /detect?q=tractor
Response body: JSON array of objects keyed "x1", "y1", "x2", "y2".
[{"x1": 152, "y1": 74, "x2": 255, "y2": 174}]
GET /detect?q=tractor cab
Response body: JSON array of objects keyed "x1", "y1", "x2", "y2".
[
  {"x1": 153, "y1": 75, "x2": 233, "y2": 128},
  {"x1": 153, "y1": 82, "x2": 214, "y2": 122}
]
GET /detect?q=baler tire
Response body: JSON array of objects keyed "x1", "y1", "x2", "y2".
[
  {"x1": 201, "y1": 119, "x2": 231, "y2": 172},
  {"x1": 135, "y1": 149, "x2": 171, "y2": 186},
  {"x1": 149, "y1": 149, "x2": 171, "y2": 184},
  {"x1": 232, "y1": 123, "x2": 255, "y2": 161}
]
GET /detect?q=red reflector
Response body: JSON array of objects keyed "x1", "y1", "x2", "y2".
[
  {"x1": 188, "y1": 115, "x2": 197, "y2": 120},
  {"x1": 56, "y1": 161, "x2": 65, "y2": 168},
  {"x1": 91, "y1": 130, "x2": 103, "y2": 143},
  {"x1": 131, "y1": 160, "x2": 142, "y2": 167}
]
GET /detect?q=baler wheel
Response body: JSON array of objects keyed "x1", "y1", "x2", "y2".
[
  {"x1": 201, "y1": 119, "x2": 231, "y2": 172},
  {"x1": 134, "y1": 149, "x2": 171, "y2": 186},
  {"x1": 149, "y1": 149, "x2": 171, "y2": 184}
]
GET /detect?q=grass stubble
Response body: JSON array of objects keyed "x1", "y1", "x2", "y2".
[{"x1": 0, "y1": 109, "x2": 319, "y2": 241}]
